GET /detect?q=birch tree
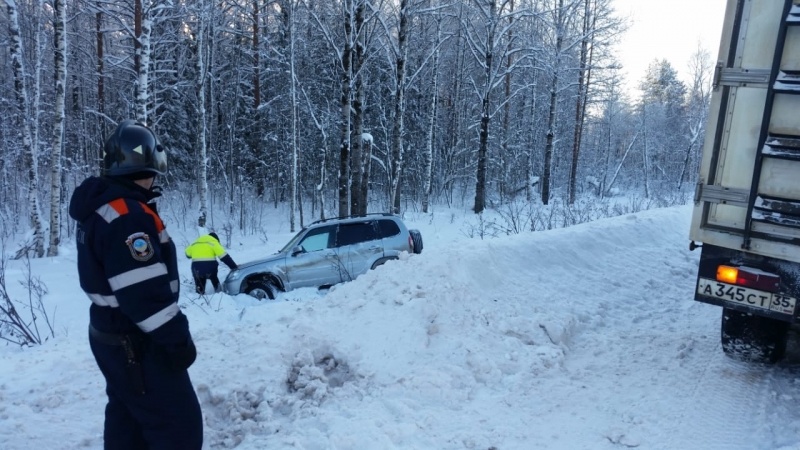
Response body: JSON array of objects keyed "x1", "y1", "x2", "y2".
[
  {"x1": 287, "y1": 0, "x2": 300, "y2": 231},
  {"x1": 422, "y1": 3, "x2": 444, "y2": 213},
  {"x1": 5, "y1": 0, "x2": 45, "y2": 258},
  {"x1": 386, "y1": 0, "x2": 411, "y2": 214},
  {"x1": 95, "y1": 6, "x2": 106, "y2": 139},
  {"x1": 133, "y1": 0, "x2": 153, "y2": 123},
  {"x1": 47, "y1": 0, "x2": 67, "y2": 257},
  {"x1": 194, "y1": 0, "x2": 210, "y2": 227}
]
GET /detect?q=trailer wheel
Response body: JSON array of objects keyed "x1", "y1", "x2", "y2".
[{"x1": 721, "y1": 308, "x2": 788, "y2": 364}]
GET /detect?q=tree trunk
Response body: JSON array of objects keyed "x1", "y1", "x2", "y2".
[
  {"x1": 526, "y1": 58, "x2": 539, "y2": 203},
  {"x1": 422, "y1": 7, "x2": 442, "y2": 214},
  {"x1": 134, "y1": 0, "x2": 151, "y2": 124},
  {"x1": 48, "y1": 0, "x2": 67, "y2": 257},
  {"x1": 289, "y1": 1, "x2": 299, "y2": 232},
  {"x1": 541, "y1": 0, "x2": 564, "y2": 206},
  {"x1": 338, "y1": 0, "x2": 354, "y2": 218},
  {"x1": 473, "y1": 0, "x2": 497, "y2": 214},
  {"x1": 390, "y1": 0, "x2": 410, "y2": 215},
  {"x1": 359, "y1": 132, "x2": 372, "y2": 213},
  {"x1": 568, "y1": 0, "x2": 594, "y2": 205},
  {"x1": 500, "y1": 0, "x2": 514, "y2": 203},
  {"x1": 253, "y1": 0, "x2": 261, "y2": 110},
  {"x1": 350, "y1": 1, "x2": 366, "y2": 216},
  {"x1": 6, "y1": 0, "x2": 45, "y2": 258},
  {"x1": 642, "y1": 105, "x2": 650, "y2": 198},
  {"x1": 196, "y1": 0, "x2": 209, "y2": 227},
  {"x1": 96, "y1": 8, "x2": 105, "y2": 141}
]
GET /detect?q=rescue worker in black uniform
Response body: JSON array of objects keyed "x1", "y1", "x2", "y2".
[
  {"x1": 185, "y1": 232, "x2": 238, "y2": 294},
  {"x1": 68, "y1": 120, "x2": 203, "y2": 450}
]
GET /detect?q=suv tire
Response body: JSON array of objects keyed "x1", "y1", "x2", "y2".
[
  {"x1": 721, "y1": 307, "x2": 788, "y2": 363},
  {"x1": 245, "y1": 280, "x2": 276, "y2": 301},
  {"x1": 409, "y1": 229, "x2": 423, "y2": 254}
]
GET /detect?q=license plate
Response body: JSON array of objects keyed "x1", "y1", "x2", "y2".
[{"x1": 697, "y1": 278, "x2": 797, "y2": 315}]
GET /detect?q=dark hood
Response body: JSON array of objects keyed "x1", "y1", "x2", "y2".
[{"x1": 68, "y1": 176, "x2": 160, "y2": 222}]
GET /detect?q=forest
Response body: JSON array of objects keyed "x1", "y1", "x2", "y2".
[{"x1": 1, "y1": 0, "x2": 713, "y2": 258}]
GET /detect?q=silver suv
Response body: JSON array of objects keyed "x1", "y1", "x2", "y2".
[{"x1": 223, "y1": 213, "x2": 423, "y2": 299}]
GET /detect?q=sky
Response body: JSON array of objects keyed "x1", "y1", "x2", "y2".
[
  {"x1": 614, "y1": 0, "x2": 728, "y2": 90},
  {"x1": 3, "y1": 203, "x2": 800, "y2": 449}
]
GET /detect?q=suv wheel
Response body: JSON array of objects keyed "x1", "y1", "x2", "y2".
[
  {"x1": 245, "y1": 280, "x2": 276, "y2": 300},
  {"x1": 409, "y1": 229, "x2": 423, "y2": 254}
]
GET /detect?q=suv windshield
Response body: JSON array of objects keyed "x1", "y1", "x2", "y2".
[
  {"x1": 279, "y1": 229, "x2": 307, "y2": 253},
  {"x1": 278, "y1": 224, "x2": 337, "y2": 253}
]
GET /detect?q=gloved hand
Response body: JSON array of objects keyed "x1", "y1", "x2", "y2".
[{"x1": 157, "y1": 338, "x2": 197, "y2": 371}]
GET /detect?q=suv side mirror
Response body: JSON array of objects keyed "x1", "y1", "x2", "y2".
[{"x1": 291, "y1": 245, "x2": 304, "y2": 257}]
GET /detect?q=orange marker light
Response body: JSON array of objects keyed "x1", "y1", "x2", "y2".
[
  {"x1": 716, "y1": 265, "x2": 739, "y2": 284},
  {"x1": 714, "y1": 264, "x2": 781, "y2": 292}
]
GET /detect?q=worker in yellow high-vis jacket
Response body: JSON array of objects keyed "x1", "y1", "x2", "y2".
[{"x1": 185, "y1": 232, "x2": 237, "y2": 294}]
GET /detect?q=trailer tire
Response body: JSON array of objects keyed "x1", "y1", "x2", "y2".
[{"x1": 720, "y1": 307, "x2": 788, "y2": 364}]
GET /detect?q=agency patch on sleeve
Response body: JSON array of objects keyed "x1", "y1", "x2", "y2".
[{"x1": 126, "y1": 232, "x2": 154, "y2": 261}]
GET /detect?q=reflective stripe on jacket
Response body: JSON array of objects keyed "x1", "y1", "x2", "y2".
[{"x1": 68, "y1": 176, "x2": 188, "y2": 347}]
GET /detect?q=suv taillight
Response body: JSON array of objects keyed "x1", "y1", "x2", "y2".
[{"x1": 408, "y1": 234, "x2": 414, "y2": 252}]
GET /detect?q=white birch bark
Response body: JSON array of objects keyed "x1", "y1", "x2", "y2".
[
  {"x1": 389, "y1": 0, "x2": 410, "y2": 214},
  {"x1": 422, "y1": 5, "x2": 442, "y2": 214},
  {"x1": 135, "y1": 2, "x2": 152, "y2": 124},
  {"x1": 5, "y1": 0, "x2": 45, "y2": 258},
  {"x1": 47, "y1": 0, "x2": 67, "y2": 257},
  {"x1": 350, "y1": 0, "x2": 366, "y2": 216},
  {"x1": 338, "y1": 0, "x2": 354, "y2": 217},
  {"x1": 289, "y1": 0, "x2": 299, "y2": 232},
  {"x1": 642, "y1": 105, "x2": 650, "y2": 198},
  {"x1": 196, "y1": 0, "x2": 209, "y2": 227}
]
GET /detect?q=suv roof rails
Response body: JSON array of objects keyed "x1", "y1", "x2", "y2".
[{"x1": 309, "y1": 212, "x2": 395, "y2": 226}]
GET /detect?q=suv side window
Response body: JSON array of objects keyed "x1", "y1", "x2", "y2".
[
  {"x1": 376, "y1": 219, "x2": 400, "y2": 238},
  {"x1": 300, "y1": 226, "x2": 335, "y2": 252},
  {"x1": 336, "y1": 221, "x2": 378, "y2": 247}
]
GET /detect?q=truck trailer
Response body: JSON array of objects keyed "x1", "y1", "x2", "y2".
[{"x1": 690, "y1": 0, "x2": 800, "y2": 363}]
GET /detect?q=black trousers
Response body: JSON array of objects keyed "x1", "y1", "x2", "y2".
[
  {"x1": 191, "y1": 261, "x2": 219, "y2": 294},
  {"x1": 89, "y1": 333, "x2": 202, "y2": 450}
]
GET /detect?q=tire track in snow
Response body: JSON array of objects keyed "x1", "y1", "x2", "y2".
[{"x1": 535, "y1": 207, "x2": 800, "y2": 449}]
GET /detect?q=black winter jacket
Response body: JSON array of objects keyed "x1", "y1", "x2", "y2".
[{"x1": 69, "y1": 176, "x2": 190, "y2": 348}]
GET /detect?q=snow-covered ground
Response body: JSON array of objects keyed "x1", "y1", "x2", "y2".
[{"x1": 2, "y1": 204, "x2": 800, "y2": 450}]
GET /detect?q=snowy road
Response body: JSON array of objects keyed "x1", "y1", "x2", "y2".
[{"x1": 507, "y1": 208, "x2": 800, "y2": 450}]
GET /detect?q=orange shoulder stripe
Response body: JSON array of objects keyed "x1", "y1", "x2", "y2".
[
  {"x1": 108, "y1": 198, "x2": 129, "y2": 215},
  {"x1": 139, "y1": 202, "x2": 165, "y2": 232}
]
